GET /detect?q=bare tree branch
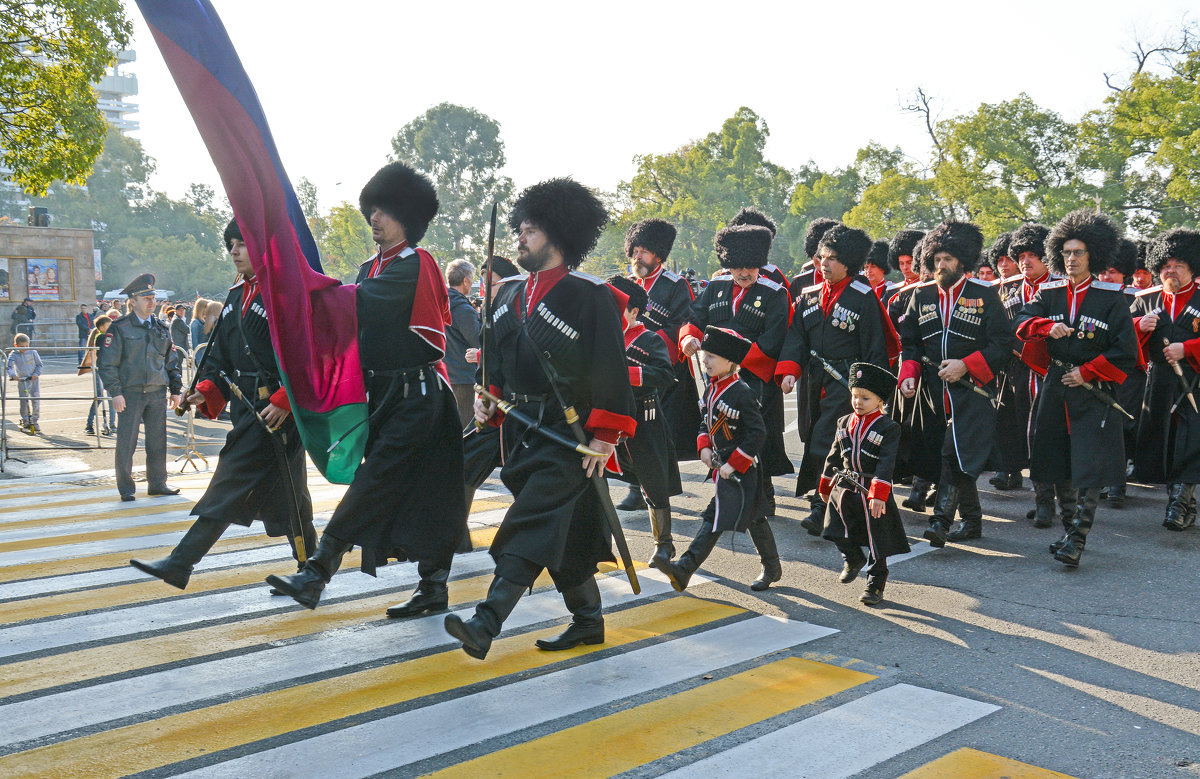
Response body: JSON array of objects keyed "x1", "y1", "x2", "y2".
[{"x1": 900, "y1": 87, "x2": 944, "y2": 165}]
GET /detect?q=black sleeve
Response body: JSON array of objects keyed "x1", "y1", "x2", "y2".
[
  {"x1": 978, "y1": 288, "x2": 1017, "y2": 377},
  {"x1": 633, "y1": 332, "x2": 675, "y2": 392}
]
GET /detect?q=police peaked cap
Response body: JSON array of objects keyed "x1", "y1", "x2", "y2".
[
  {"x1": 624, "y1": 218, "x2": 677, "y2": 260},
  {"x1": 817, "y1": 224, "x2": 873, "y2": 275},
  {"x1": 121, "y1": 273, "x2": 156, "y2": 297},
  {"x1": 702, "y1": 326, "x2": 752, "y2": 365},
  {"x1": 849, "y1": 361, "x2": 897, "y2": 401},
  {"x1": 508, "y1": 177, "x2": 608, "y2": 268},
  {"x1": 223, "y1": 218, "x2": 243, "y2": 252},
  {"x1": 1110, "y1": 238, "x2": 1138, "y2": 278},
  {"x1": 359, "y1": 162, "x2": 439, "y2": 244},
  {"x1": 607, "y1": 274, "x2": 648, "y2": 312},
  {"x1": 1147, "y1": 227, "x2": 1200, "y2": 277},
  {"x1": 714, "y1": 224, "x2": 772, "y2": 269},
  {"x1": 1045, "y1": 209, "x2": 1121, "y2": 276},
  {"x1": 920, "y1": 220, "x2": 984, "y2": 273},
  {"x1": 728, "y1": 207, "x2": 777, "y2": 237},
  {"x1": 888, "y1": 229, "x2": 925, "y2": 272},
  {"x1": 1007, "y1": 223, "x2": 1050, "y2": 262},
  {"x1": 865, "y1": 240, "x2": 889, "y2": 269},
  {"x1": 804, "y1": 218, "x2": 839, "y2": 260}
]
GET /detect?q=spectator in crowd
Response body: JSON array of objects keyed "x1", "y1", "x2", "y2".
[
  {"x1": 168, "y1": 302, "x2": 190, "y2": 350},
  {"x1": 79, "y1": 315, "x2": 116, "y2": 435},
  {"x1": 444, "y1": 258, "x2": 481, "y2": 426},
  {"x1": 76, "y1": 304, "x2": 93, "y2": 363},
  {"x1": 10, "y1": 298, "x2": 35, "y2": 339},
  {"x1": 190, "y1": 299, "x2": 221, "y2": 349},
  {"x1": 8, "y1": 332, "x2": 42, "y2": 434}
]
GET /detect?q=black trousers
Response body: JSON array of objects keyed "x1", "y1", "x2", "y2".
[{"x1": 114, "y1": 387, "x2": 169, "y2": 497}]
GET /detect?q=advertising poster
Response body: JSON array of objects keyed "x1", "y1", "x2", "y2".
[{"x1": 26, "y1": 258, "x2": 60, "y2": 301}]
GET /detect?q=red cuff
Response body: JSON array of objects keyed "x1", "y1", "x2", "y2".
[
  {"x1": 586, "y1": 408, "x2": 637, "y2": 441},
  {"x1": 656, "y1": 329, "x2": 680, "y2": 363},
  {"x1": 961, "y1": 350, "x2": 994, "y2": 385},
  {"x1": 818, "y1": 474, "x2": 834, "y2": 499},
  {"x1": 697, "y1": 433, "x2": 713, "y2": 453},
  {"x1": 1016, "y1": 316, "x2": 1055, "y2": 341},
  {"x1": 195, "y1": 379, "x2": 226, "y2": 420},
  {"x1": 1184, "y1": 339, "x2": 1200, "y2": 373},
  {"x1": 487, "y1": 384, "x2": 506, "y2": 428},
  {"x1": 1021, "y1": 341, "x2": 1049, "y2": 376},
  {"x1": 679, "y1": 323, "x2": 702, "y2": 353},
  {"x1": 741, "y1": 343, "x2": 777, "y2": 384},
  {"x1": 899, "y1": 359, "x2": 921, "y2": 385},
  {"x1": 868, "y1": 479, "x2": 892, "y2": 502},
  {"x1": 774, "y1": 360, "x2": 801, "y2": 383},
  {"x1": 1079, "y1": 354, "x2": 1127, "y2": 384},
  {"x1": 727, "y1": 447, "x2": 754, "y2": 473},
  {"x1": 269, "y1": 386, "x2": 291, "y2": 412},
  {"x1": 628, "y1": 366, "x2": 643, "y2": 387}
]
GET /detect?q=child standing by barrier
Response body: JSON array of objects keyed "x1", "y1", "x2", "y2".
[{"x1": 8, "y1": 333, "x2": 42, "y2": 434}]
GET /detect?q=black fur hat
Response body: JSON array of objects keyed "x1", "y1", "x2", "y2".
[
  {"x1": 1008, "y1": 223, "x2": 1050, "y2": 261},
  {"x1": 1135, "y1": 240, "x2": 1149, "y2": 271},
  {"x1": 607, "y1": 274, "x2": 648, "y2": 312},
  {"x1": 1045, "y1": 209, "x2": 1121, "y2": 276},
  {"x1": 358, "y1": 162, "x2": 439, "y2": 244},
  {"x1": 489, "y1": 255, "x2": 521, "y2": 279},
  {"x1": 865, "y1": 240, "x2": 889, "y2": 270},
  {"x1": 624, "y1": 218, "x2": 677, "y2": 260},
  {"x1": 714, "y1": 224, "x2": 772, "y2": 269},
  {"x1": 728, "y1": 207, "x2": 777, "y2": 237},
  {"x1": 849, "y1": 362, "x2": 896, "y2": 401},
  {"x1": 988, "y1": 232, "x2": 1013, "y2": 264},
  {"x1": 1147, "y1": 227, "x2": 1200, "y2": 278},
  {"x1": 976, "y1": 254, "x2": 996, "y2": 275},
  {"x1": 1109, "y1": 238, "x2": 1138, "y2": 278},
  {"x1": 701, "y1": 326, "x2": 752, "y2": 365},
  {"x1": 817, "y1": 224, "x2": 873, "y2": 275},
  {"x1": 508, "y1": 178, "x2": 608, "y2": 268},
  {"x1": 888, "y1": 229, "x2": 925, "y2": 271},
  {"x1": 804, "y1": 218, "x2": 839, "y2": 259},
  {"x1": 920, "y1": 220, "x2": 984, "y2": 272},
  {"x1": 223, "y1": 218, "x2": 243, "y2": 252}
]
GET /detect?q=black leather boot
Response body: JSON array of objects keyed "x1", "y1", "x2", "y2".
[
  {"x1": 1032, "y1": 481, "x2": 1056, "y2": 528},
  {"x1": 947, "y1": 476, "x2": 983, "y2": 542},
  {"x1": 837, "y1": 543, "x2": 867, "y2": 584},
  {"x1": 748, "y1": 516, "x2": 782, "y2": 591},
  {"x1": 923, "y1": 482, "x2": 959, "y2": 548},
  {"x1": 444, "y1": 576, "x2": 526, "y2": 659},
  {"x1": 1049, "y1": 483, "x2": 1079, "y2": 553},
  {"x1": 647, "y1": 506, "x2": 675, "y2": 567},
  {"x1": 386, "y1": 561, "x2": 451, "y2": 618},
  {"x1": 264, "y1": 534, "x2": 351, "y2": 609},
  {"x1": 616, "y1": 485, "x2": 646, "y2": 511},
  {"x1": 1055, "y1": 488, "x2": 1098, "y2": 566},
  {"x1": 902, "y1": 478, "x2": 933, "y2": 512},
  {"x1": 1184, "y1": 485, "x2": 1198, "y2": 529},
  {"x1": 130, "y1": 519, "x2": 230, "y2": 589},
  {"x1": 657, "y1": 520, "x2": 720, "y2": 592},
  {"x1": 860, "y1": 571, "x2": 887, "y2": 606},
  {"x1": 1107, "y1": 482, "x2": 1126, "y2": 508},
  {"x1": 762, "y1": 480, "x2": 777, "y2": 517},
  {"x1": 1163, "y1": 483, "x2": 1191, "y2": 531},
  {"x1": 535, "y1": 577, "x2": 604, "y2": 651},
  {"x1": 989, "y1": 471, "x2": 1022, "y2": 490},
  {"x1": 800, "y1": 497, "x2": 826, "y2": 536}
]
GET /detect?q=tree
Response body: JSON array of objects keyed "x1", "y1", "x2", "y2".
[
  {"x1": 389, "y1": 103, "x2": 514, "y2": 261},
  {"x1": 319, "y1": 202, "x2": 373, "y2": 282},
  {"x1": 105, "y1": 234, "x2": 230, "y2": 299},
  {"x1": 1, "y1": 0, "x2": 132, "y2": 194},
  {"x1": 296, "y1": 176, "x2": 328, "y2": 246}
]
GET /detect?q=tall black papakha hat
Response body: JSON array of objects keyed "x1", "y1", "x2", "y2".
[
  {"x1": 359, "y1": 161, "x2": 440, "y2": 243},
  {"x1": 508, "y1": 177, "x2": 608, "y2": 268}
]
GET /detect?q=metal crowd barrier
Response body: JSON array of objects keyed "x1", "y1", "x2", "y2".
[{"x1": 0, "y1": 343, "x2": 220, "y2": 472}]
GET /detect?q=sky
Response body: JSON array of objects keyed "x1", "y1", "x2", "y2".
[{"x1": 122, "y1": 0, "x2": 1194, "y2": 214}]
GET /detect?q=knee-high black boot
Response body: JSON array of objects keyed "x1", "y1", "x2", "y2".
[
  {"x1": 647, "y1": 506, "x2": 675, "y2": 567},
  {"x1": 657, "y1": 519, "x2": 721, "y2": 592},
  {"x1": 1031, "y1": 481, "x2": 1056, "y2": 528},
  {"x1": 800, "y1": 496, "x2": 826, "y2": 536},
  {"x1": 386, "y1": 559, "x2": 451, "y2": 618},
  {"x1": 1049, "y1": 483, "x2": 1078, "y2": 553},
  {"x1": 902, "y1": 477, "x2": 933, "y2": 512},
  {"x1": 1055, "y1": 488, "x2": 1099, "y2": 566},
  {"x1": 264, "y1": 534, "x2": 352, "y2": 609},
  {"x1": 444, "y1": 576, "x2": 527, "y2": 659},
  {"x1": 923, "y1": 482, "x2": 960, "y2": 548},
  {"x1": 616, "y1": 484, "x2": 646, "y2": 511},
  {"x1": 535, "y1": 576, "x2": 604, "y2": 651},
  {"x1": 748, "y1": 516, "x2": 782, "y2": 591},
  {"x1": 1163, "y1": 483, "x2": 1195, "y2": 531},
  {"x1": 947, "y1": 475, "x2": 983, "y2": 542},
  {"x1": 130, "y1": 519, "x2": 231, "y2": 589}
]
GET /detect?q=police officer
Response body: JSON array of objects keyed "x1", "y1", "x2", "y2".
[{"x1": 96, "y1": 274, "x2": 183, "y2": 501}]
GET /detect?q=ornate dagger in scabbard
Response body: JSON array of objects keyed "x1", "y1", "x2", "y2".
[
  {"x1": 920, "y1": 355, "x2": 997, "y2": 404},
  {"x1": 1048, "y1": 358, "x2": 1134, "y2": 420},
  {"x1": 1162, "y1": 336, "x2": 1199, "y2": 413},
  {"x1": 473, "y1": 385, "x2": 605, "y2": 457}
]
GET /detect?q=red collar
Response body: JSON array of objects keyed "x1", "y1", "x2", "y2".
[
  {"x1": 848, "y1": 408, "x2": 883, "y2": 436},
  {"x1": 938, "y1": 275, "x2": 968, "y2": 300},
  {"x1": 624, "y1": 321, "x2": 647, "y2": 347},
  {"x1": 1165, "y1": 280, "x2": 1196, "y2": 317},
  {"x1": 821, "y1": 275, "x2": 853, "y2": 313},
  {"x1": 637, "y1": 265, "x2": 663, "y2": 291},
  {"x1": 1067, "y1": 276, "x2": 1092, "y2": 294},
  {"x1": 707, "y1": 372, "x2": 739, "y2": 398},
  {"x1": 525, "y1": 264, "x2": 569, "y2": 313},
  {"x1": 367, "y1": 240, "x2": 410, "y2": 279}
]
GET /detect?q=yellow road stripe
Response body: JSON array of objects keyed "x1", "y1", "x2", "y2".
[
  {"x1": 3, "y1": 526, "x2": 498, "y2": 625},
  {"x1": 431, "y1": 656, "x2": 874, "y2": 779},
  {"x1": 0, "y1": 536, "x2": 272, "y2": 583},
  {"x1": 898, "y1": 747, "x2": 1078, "y2": 778},
  {"x1": 0, "y1": 596, "x2": 739, "y2": 778},
  {"x1": 0, "y1": 494, "x2": 173, "y2": 515}
]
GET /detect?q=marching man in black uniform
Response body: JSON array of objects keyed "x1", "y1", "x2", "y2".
[
  {"x1": 1131, "y1": 228, "x2": 1200, "y2": 530},
  {"x1": 1015, "y1": 209, "x2": 1136, "y2": 566},
  {"x1": 778, "y1": 224, "x2": 897, "y2": 534},
  {"x1": 268, "y1": 162, "x2": 468, "y2": 608},
  {"x1": 656, "y1": 326, "x2": 769, "y2": 592},
  {"x1": 608, "y1": 275, "x2": 683, "y2": 566},
  {"x1": 678, "y1": 224, "x2": 789, "y2": 588},
  {"x1": 130, "y1": 220, "x2": 315, "y2": 588},
  {"x1": 445, "y1": 178, "x2": 637, "y2": 660},
  {"x1": 816, "y1": 362, "x2": 910, "y2": 606},
  {"x1": 96, "y1": 273, "x2": 183, "y2": 502},
  {"x1": 898, "y1": 221, "x2": 1013, "y2": 547}
]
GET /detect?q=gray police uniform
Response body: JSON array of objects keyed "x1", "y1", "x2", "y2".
[{"x1": 96, "y1": 314, "x2": 183, "y2": 498}]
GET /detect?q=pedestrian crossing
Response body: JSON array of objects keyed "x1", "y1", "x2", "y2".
[{"x1": 0, "y1": 464, "x2": 1074, "y2": 777}]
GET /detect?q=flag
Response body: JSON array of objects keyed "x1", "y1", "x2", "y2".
[{"x1": 134, "y1": 0, "x2": 367, "y2": 483}]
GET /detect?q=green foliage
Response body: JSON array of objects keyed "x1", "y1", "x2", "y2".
[
  {"x1": 0, "y1": 0, "x2": 132, "y2": 194},
  {"x1": 318, "y1": 202, "x2": 373, "y2": 282},
  {"x1": 389, "y1": 103, "x2": 514, "y2": 261}
]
